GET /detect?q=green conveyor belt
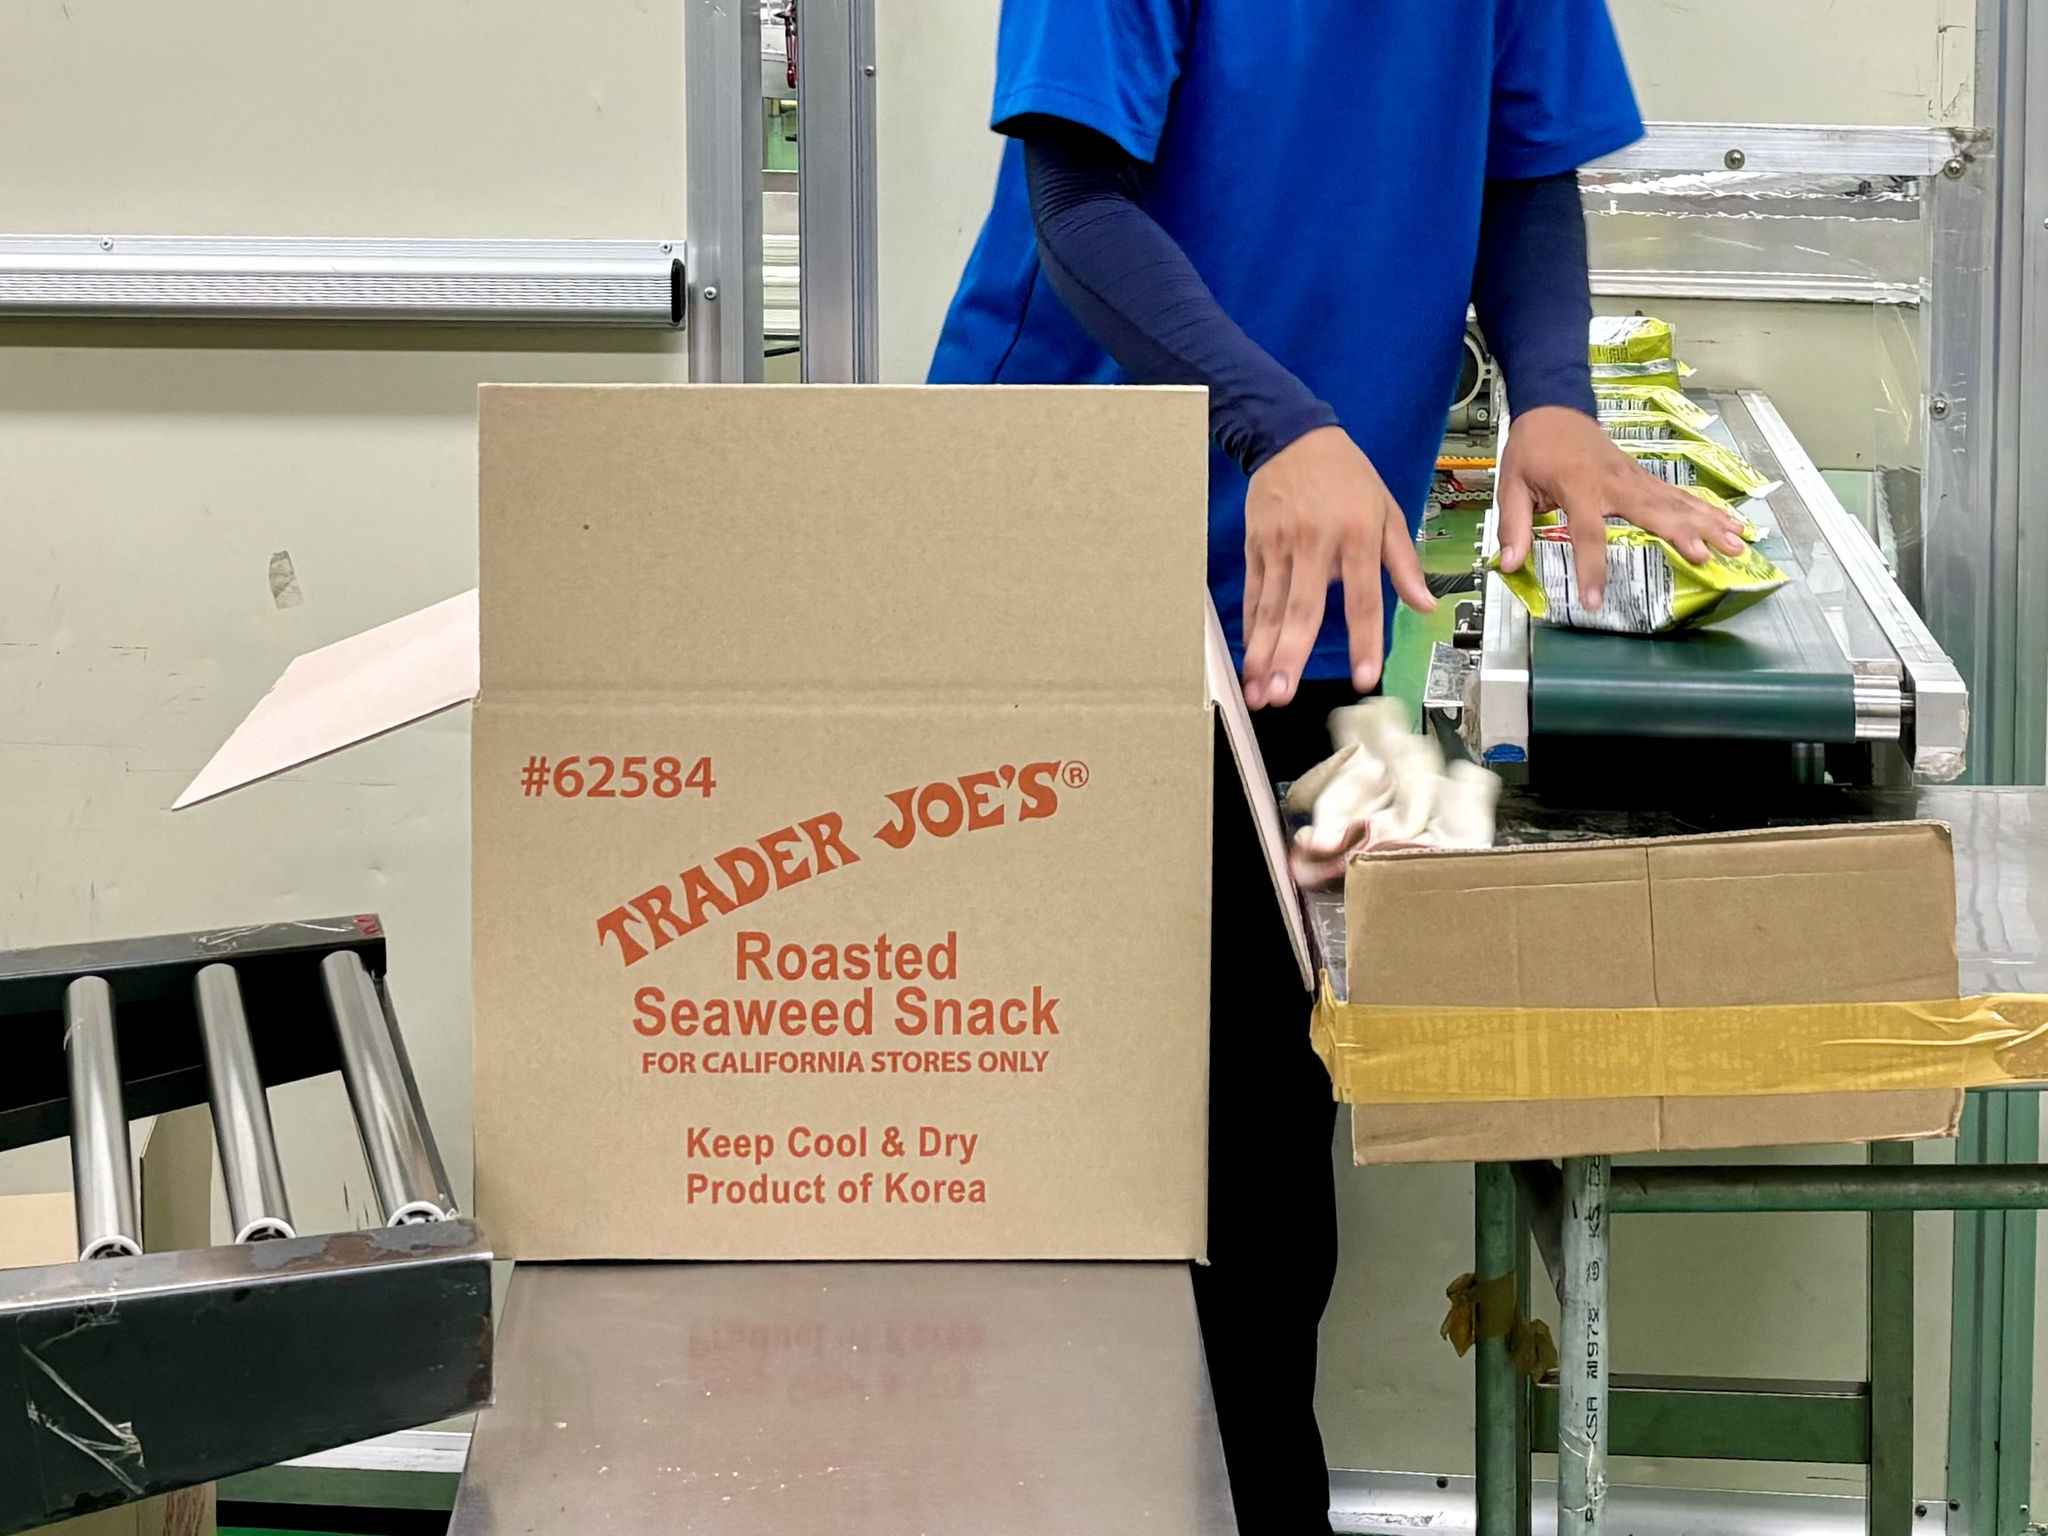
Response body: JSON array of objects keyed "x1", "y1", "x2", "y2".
[
  {"x1": 1529, "y1": 521, "x2": 1860, "y2": 742},
  {"x1": 1528, "y1": 390, "x2": 1865, "y2": 744}
]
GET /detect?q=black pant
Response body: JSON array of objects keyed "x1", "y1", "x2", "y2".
[{"x1": 1193, "y1": 679, "x2": 1356, "y2": 1536}]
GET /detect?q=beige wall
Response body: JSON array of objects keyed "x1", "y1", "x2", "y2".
[{"x1": 0, "y1": 0, "x2": 685, "y2": 237}]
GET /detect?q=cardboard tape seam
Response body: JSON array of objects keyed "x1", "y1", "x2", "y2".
[{"x1": 1311, "y1": 978, "x2": 2048, "y2": 1103}]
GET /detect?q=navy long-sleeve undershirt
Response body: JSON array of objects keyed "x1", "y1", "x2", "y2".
[{"x1": 1018, "y1": 117, "x2": 1597, "y2": 475}]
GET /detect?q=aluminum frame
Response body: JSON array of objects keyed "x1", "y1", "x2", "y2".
[
  {"x1": 1591, "y1": 122, "x2": 1962, "y2": 176},
  {"x1": 686, "y1": 0, "x2": 766, "y2": 381},
  {"x1": 1742, "y1": 390, "x2": 1970, "y2": 780},
  {"x1": 795, "y1": 0, "x2": 880, "y2": 382},
  {"x1": 1922, "y1": 0, "x2": 2048, "y2": 786},
  {"x1": 0, "y1": 236, "x2": 684, "y2": 325}
]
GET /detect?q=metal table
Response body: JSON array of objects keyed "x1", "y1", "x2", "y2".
[
  {"x1": 1316, "y1": 786, "x2": 2048, "y2": 1536},
  {"x1": 450, "y1": 1261, "x2": 1236, "y2": 1534}
]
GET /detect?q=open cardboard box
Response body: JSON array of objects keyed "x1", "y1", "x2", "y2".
[{"x1": 177, "y1": 385, "x2": 1304, "y2": 1261}]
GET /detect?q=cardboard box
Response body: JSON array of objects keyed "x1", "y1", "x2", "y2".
[
  {"x1": 1336, "y1": 822, "x2": 1965, "y2": 1163},
  {"x1": 469, "y1": 384, "x2": 1239, "y2": 1259}
]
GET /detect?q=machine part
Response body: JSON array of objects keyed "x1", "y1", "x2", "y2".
[
  {"x1": 1559, "y1": 1156, "x2": 1610, "y2": 1535},
  {"x1": 1447, "y1": 325, "x2": 1498, "y2": 436},
  {"x1": 64, "y1": 977, "x2": 140, "y2": 1262},
  {"x1": 194, "y1": 964, "x2": 296, "y2": 1242},
  {"x1": 451, "y1": 1262, "x2": 1234, "y2": 1536},
  {"x1": 0, "y1": 237, "x2": 683, "y2": 325},
  {"x1": 1426, "y1": 641, "x2": 1479, "y2": 712},
  {"x1": 686, "y1": 0, "x2": 766, "y2": 380},
  {"x1": 1591, "y1": 122, "x2": 1955, "y2": 176},
  {"x1": 321, "y1": 953, "x2": 452, "y2": 1226},
  {"x1": 0, "y1": 916, "x2": 385, "y2": 1155},
  {"x1": 1590, "y1": 271, "x2": 1922, "y2": 305},
  {"x1": 0, "y1": 1222, "x2": 492, "y2": 1536},
  {"x1": 1742, "y1": 391, "x2": 1969, "y2": 780}
]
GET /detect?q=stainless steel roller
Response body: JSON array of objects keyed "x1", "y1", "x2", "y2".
[
  {"x1": 320, "y1": 951, "x2": 451, "y2": 1225},
  {"x1": 64, "y1": 975, "x2": 140, "y2": 1260},
  {"x1": 195, "y1": 963, "x2": 297, "y2": 1241}
]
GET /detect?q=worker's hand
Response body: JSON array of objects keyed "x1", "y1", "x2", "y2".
[
  {"x1": 1495, "y1": 406, "x2": 1749, "y2": 612},
  {"x1": 1241, "y1": 426, "x2": 1436, "y2": 708}
]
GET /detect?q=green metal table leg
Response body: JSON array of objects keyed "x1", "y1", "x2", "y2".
[
  {"x1": 1475, "y1": 1162, "x2": 1522, "y2": 1536},
  {"x1": 1948, "y1": 1089, "x2": 2041, "y2": 1536},
  {"x1": 1868, "y1": 1139, "x2": 1916, "y2": 1536}
]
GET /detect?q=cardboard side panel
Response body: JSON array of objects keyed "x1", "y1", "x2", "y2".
[
  {"x1": 473, "y1": 701, "x2": 1214, "y2": 1260},
  {"x1": 1347, "y1": 845, "x2": 1658, "y2": 1008},
  {"x1": 1645, "y1": 822, "x2": 1958, "y2": 1006}
]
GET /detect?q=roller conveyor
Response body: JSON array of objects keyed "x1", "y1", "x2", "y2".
[
  {"x1": 1454, "y1": 390, "x2": 1969, "y2": 783},
  {"x1": 0, "y1": 918, "x2": 491, "y2": 1534}
]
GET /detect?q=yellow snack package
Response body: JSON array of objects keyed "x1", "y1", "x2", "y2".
[
  {"x1": 1620, "y1": 438, "x2": 1778, "y2": 501},
  {"x1": 1593, "y1": 383, "x2": 1716, "y2": 431},
  {"x1": 1597, "y1": 409, "x2": 1714, "y2": 445},
  {"x1": 1589, "y1": 317, "x2": 1689, "y2": 391},
  {"x1": 1588, "y1": 315, "x2": 1674, "y2": 365},
  {"x1": 1492, "y1": 524, "x2": 1790, "y2": 634}
]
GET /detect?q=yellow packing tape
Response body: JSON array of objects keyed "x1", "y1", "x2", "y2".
[{"x1": 1311, "y1": 979, "x2": 2048, "y2": 1103}]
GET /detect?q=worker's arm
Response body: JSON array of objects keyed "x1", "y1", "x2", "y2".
[
  {"x1": 1019, "y1": 116, "x2": 1432, "y2": 706},
  {"x1": 1475, "y1": 172, "x2": 1748, "y2": 610}
]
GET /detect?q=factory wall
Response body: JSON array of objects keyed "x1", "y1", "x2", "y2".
[{"x1": 0, "y1": 0, "x2": 2027, "y2": 1509}]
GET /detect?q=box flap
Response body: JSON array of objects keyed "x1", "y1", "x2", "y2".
[
  {"x1": 1205, "y1": 598, "x2": 1311, "y2": 991},
  {"x1": 478, "y1": 384, "x2": 1205, "y2": 701},
  {"x1": 173, "y1": 588, "x2": 479, "y2": 808}
]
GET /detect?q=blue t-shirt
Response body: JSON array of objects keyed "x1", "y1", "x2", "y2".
[{"x1": 928, "y1": 0, "x2": 1643, "y2": 677}]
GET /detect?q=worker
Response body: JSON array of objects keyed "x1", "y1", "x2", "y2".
[{"x1": 928, "y1": 4, "x2": 1746, "y2": 1531}]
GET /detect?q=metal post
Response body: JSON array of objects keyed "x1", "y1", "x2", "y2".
[
  {"x1": 63, "y1": 976, "x2": 140, "y2": 1261},
  {"x1": 1866, "y1": 1141, "x2": 1915, "y2": 1536},
  {"x1": 1474, "y1": 1163, "x2": 1521, "y2": 1536},
  {"x1": 1926, "y1": 0, "x2": 2048, "y2": 784},
  {"x1": 1559, "y1": 1155, "x2": 1609, "y2": 1536},
  {"x1": 795, "y1": 0, "x2": 879, "y2": 382},
  {"x1": 1610, "y1": 1164, "x2": 2048, "y2": 1212},
  {"x1": 195, "y1": 963, "x2": 297, "y2": 1242},
  {"x1": 685, "y1": 0, "x2": 765, "y2": 382},
  {"x1": 321, "y1": 952, "x2": 451, "y2": 1226}
]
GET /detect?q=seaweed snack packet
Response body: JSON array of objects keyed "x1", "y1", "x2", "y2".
[
  {"x1": 1492, "y1": 523, "x2": 1790, "y2": 634},
  {"x1": 1598, "y1": 409, "x2": 1714, "y2": 445},
  {"x1": 1594, "y1": 382, "x2": 1717, "y2": 432},
  {"x1": 1590, "y1": 316, "x2": 1685, "y2": 390},
  {"x1": 1620, "y1": 438, "x2": 1778, "y2": 502}
]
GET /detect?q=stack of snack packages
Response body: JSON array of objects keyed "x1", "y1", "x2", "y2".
[{"x1": 1491, "y1": 317, "x2": 1793, "y2": 635}]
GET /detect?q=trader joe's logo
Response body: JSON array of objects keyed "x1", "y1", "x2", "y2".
[{"x1": 594, "y1": 761, "x2": 1075, "y2": 968}]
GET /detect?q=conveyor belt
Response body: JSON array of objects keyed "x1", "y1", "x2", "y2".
[
  {"x1": 1529, "y1": 521, "x2": 1859, "y2": 741},
  {"x1": 1529, "y1": 398, "x2": 1859, "y2": 742},
  {"x1": 1468, "y1": 390, "x2": 1968, "y2": 776}
]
